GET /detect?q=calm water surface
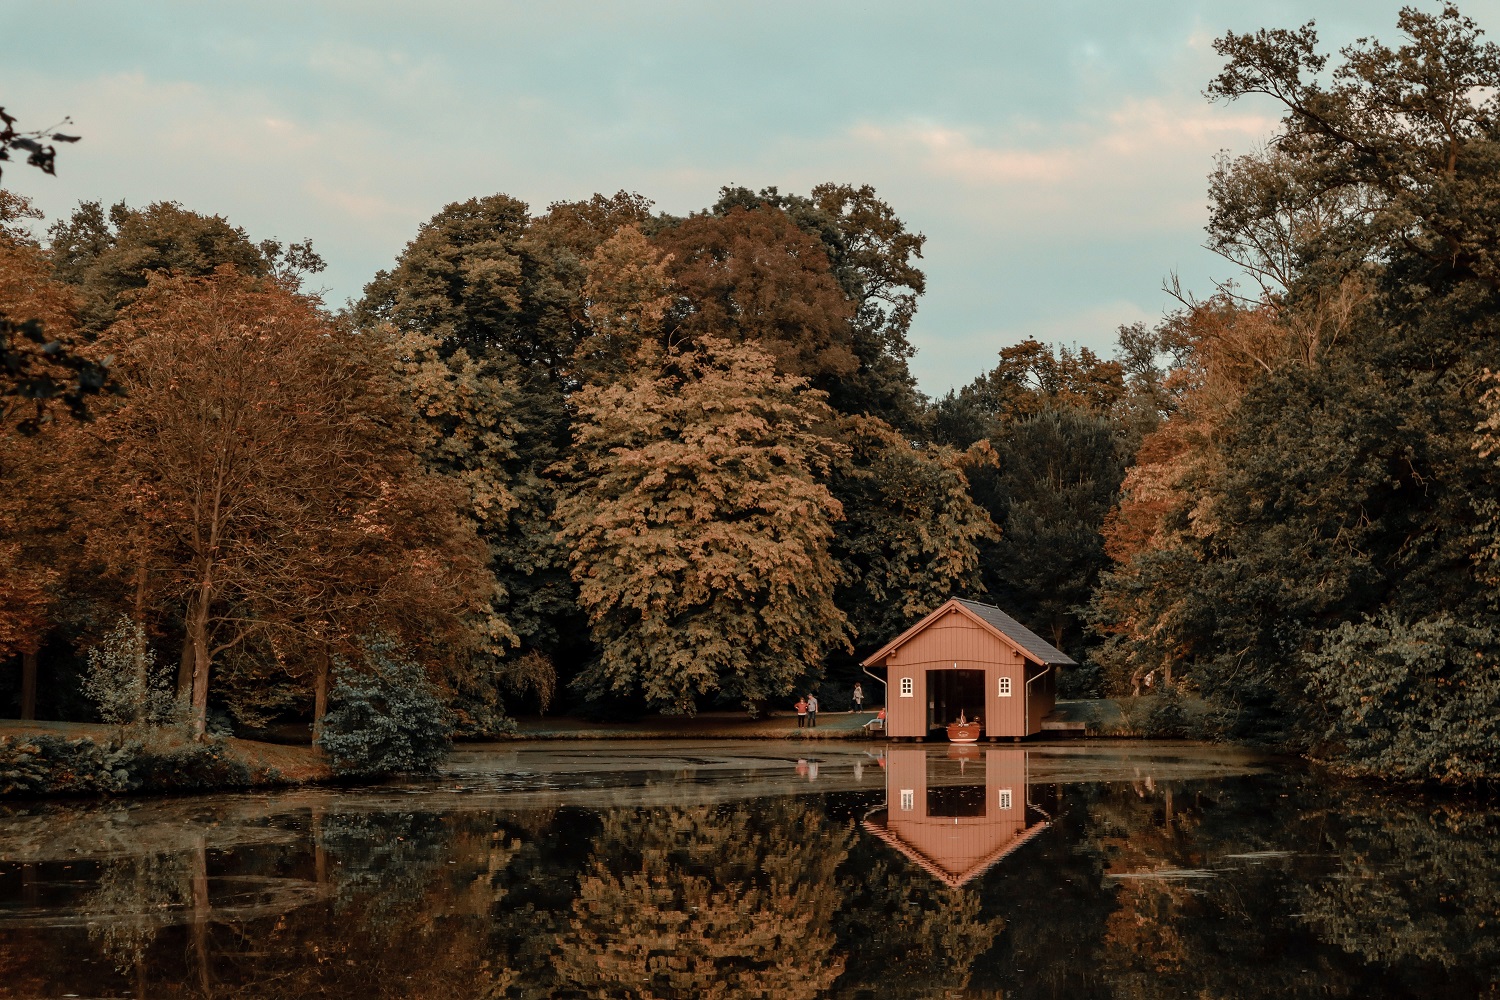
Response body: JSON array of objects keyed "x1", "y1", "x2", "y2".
[{"x1": 0, "y1": 740, "x2": 1496, "y2": 998}]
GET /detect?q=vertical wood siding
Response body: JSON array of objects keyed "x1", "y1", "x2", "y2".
[
  {"x1": 879, "y1": 747, "x2": 1032, "y2": 884},
  {"x1": 882, "y1": 608, "x2": 1034, "y2": 738}
]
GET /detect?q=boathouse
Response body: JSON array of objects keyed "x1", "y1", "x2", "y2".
[
  {"x1": 861, "y1": 598, "x2": 1075, "y2": 741},
  {"x1": 862, "y1": 746, "x2": 1050, "y2": 887}
]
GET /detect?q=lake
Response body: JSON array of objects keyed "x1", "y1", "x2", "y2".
[{"x1": 0, "y1": 740, "x2": 1495, "y2": 998}]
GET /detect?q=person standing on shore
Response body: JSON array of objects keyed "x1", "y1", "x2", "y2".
[
  {"x1": 807, "y1": 693, "x2": 819, "y2": 728},
  {"x1": 795, "y1": 697, "x2": 808, "y2": 728},
  {"x1": 852, "y1": 683, "x2": 863, "y2": 713}
]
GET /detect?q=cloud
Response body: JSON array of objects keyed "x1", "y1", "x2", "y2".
[{"x1": 844, "y1": 98, "x2": 1278, "y2": 231}]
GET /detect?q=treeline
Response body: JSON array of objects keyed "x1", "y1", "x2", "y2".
[
  {"x1": 5, "y1": 5, "x2": 1500, "y2": 781},
  {"x1": 1, "y1": 183, "x2": 1101, "y2": 743}
]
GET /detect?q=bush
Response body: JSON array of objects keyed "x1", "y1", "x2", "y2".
[
  {"x1": 315, "y1": 637, "x2": 453, "y2": 777},
  {"x1": 0, "y1": 734, "x2": 254, "y2": 798},
  {"x1": 1141, "y1": 683, "x2": 1188, "y2": 738},
  {"x1": 82, "y1": 616, "x2": 178, "y2": 727},
  {"x1": 1303, "y1": 614, "x2": 1500, "y2": 783}
]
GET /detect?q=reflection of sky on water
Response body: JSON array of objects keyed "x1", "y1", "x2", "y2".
[{"x1": 0, "y1": 742, "x2": 1496, "y2": 998}]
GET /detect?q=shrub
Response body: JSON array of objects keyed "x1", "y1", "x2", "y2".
[
  {"x1": 1058, "y1": 658, "x2": 1103, "y2": 699},
  {"x1": 315, "y1": 637, "x2": 453, "y2": 777},
  {"x1": 1304, "y1": 614, "x2": 1500, "y2": 783},
  {"x1": 1141, "y1": 683, "x2": 1188, "y2": 738},
  {"x1": 0, "y1": 734, "x2": 254, "y2": 798},
  {"x1": 82, "y1": 616, "x2": 178, "y2": 727}
]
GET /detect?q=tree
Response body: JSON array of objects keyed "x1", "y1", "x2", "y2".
[
  {"x1": 91, "y1": 267, "x2": 487, "y2": 736},
  {"x1": 1088, "y1": 6, "x2": 1500, "y2": 763},
  {"x1": 932, "y1": 339, "x2": 1127, "y2": 447},
  {"x1": 710, "y1": 184, "x2": 929, "y2": 428},
  {"x1": 829, "y1": 415, "x2": 997, "y2": 657},
  {"x1": 315, "y1": 636, "x2": 454, "y2": 776},
  {"x1": 552, "y1": 803, "x2": 850, "y2": 999},
  {"x1": 0, "y1": 106, "x2": 79, "y2": 184},
  {"x1": 81, "y1": 616, "x2": 174, "y2": 727},
  {"x1": 357, "y1": 193, "x2": 582, "y2": 712},
  {"x1": 979, "y1": 408, "x2": 1126, "y2": 657},
  {"x1": 48, "y1": 200, "x2": 317, "y2": 333},
  {"x1": 555, "y1": 337, "x2": 850, "y2": 713},
  {"x1": 1206, "y1": 4, "x2": 1500, "y2": 295},
  {"x1": 0, "y1": 234, "x2": 107, "y2": 718},
  {"x1": 654, "y1": 205, "x2": 858, "y2": 385},
  {"x1": 574, "y1": 224, "x2": 674, "y2": 381}
]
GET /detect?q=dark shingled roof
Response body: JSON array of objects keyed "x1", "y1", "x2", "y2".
[{"x1": 954, "y1": 599, "x2": 1077, "y2": 666}]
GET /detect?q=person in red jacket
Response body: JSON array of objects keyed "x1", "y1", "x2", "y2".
[{"x1": 795, "y1": 697, "x2": 808, "y2": 728}]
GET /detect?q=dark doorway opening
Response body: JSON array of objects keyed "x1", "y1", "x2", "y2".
[
  {"x1": 926, "y1": 751, "x2": 987, "y2": 816},
  {"x1": 926, "y1": 669, "x2": 985, "y2": 733}
]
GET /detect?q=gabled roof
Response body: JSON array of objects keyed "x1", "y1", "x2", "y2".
[
  {"x1": 861, "y1": 597, "x2": 1077, "y2": 668},
  {"x1": 861, "y1": 809, "x2": 1052, "y2": 888}
]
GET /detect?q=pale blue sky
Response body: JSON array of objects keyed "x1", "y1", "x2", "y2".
[{"x1": 5, "y1": 1, "x2": 1498, "y2": 392}]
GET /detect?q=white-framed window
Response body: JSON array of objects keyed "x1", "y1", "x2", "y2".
[
  {"x1": 899, "y1": 676, "x2": 914, "y2": 697},
  {"x1": 998, "y1": 676, "x2": 1013, "y2": 697},
  {"x1": 900, "y1": 789, "x2": 915, "y2": 811},
  {"x1": 998, "y1": 788, "x2": 1013, "y2": 810}
]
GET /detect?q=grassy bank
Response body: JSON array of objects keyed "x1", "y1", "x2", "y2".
[{"x1": 0, "y1": 720, "x2": 332, "y2": 799}]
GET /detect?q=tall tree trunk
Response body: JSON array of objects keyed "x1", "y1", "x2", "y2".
[
  {"x1": 312, "y1": 646, "x2": 330, "y2": 740},
  {"x1": 188, "y1": 587, "x2": 213, "y2": 740},
  {"x1": 20, "y1": 648, "x2": 37, "y2": 721}
]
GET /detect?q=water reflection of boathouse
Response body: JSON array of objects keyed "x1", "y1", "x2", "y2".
[
  {"x1": 862, "y1": 597, "x2": 1076, "y2": 741},
  {"x1": 862, "y1": 746, "x2": 1049, "y2": 888}
]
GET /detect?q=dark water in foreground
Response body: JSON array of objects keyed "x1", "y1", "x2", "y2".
[{"x1": 0, "y1": 740, "x2": 1496, "y2": 999}]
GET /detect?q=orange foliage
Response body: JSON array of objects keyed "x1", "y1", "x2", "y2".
[{"x1": 0, "y1": 241, "x2": 87, "y2": 658}]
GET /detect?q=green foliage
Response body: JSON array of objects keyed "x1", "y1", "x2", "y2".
[
  {"x1": 1088, "y1": 7, "x2": 1500, "y2": 780},
  {"x1": 978, "y1": 407, "x2": 1126, "y2": 655},
  {"x1": 357, "y1": 193, "x2": 582, "y2": 717},
  {"x1": 1141, "y1": 683, "x2": 1189, "y2": 739},
  {"x1": 0, "y1": 733, "x2": 253, "y2": 797},
  {"x1": 556, "y1": 337, "x2": 851, "y2": 713},
  {"x1": 830, "y1": 415, "x2": 997, "y2": 655},
  {"x1": 1304, "y1": 614, "x2": 1500, "y2": 783},
  {"x1": 81, "y1": 615, "x2": 176, "y2": 726},
  {"x1": 315, "y1": 638, "x2": 454, "y2": 777},
  {"x1": 48, "y1": 200, "x2": 277, "y2": 332}
]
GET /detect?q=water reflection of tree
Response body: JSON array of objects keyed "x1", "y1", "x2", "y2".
[
  {"x1": 549, "y1": 802, "x2": 850, "y2": 999},
  {"x1": 1296, "y1": 797, "x2": 1500, "y2": 983},
  {"x1": 85, "y1": 851, "x2": 193, "y2": 984},
  {"x1": 832, "y1": 850, "x2": 999, "y2": 997}
]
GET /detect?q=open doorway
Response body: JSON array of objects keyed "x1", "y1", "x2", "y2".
[{"x1": 926, "y1": 669, "x2": 985, "y2": 734}]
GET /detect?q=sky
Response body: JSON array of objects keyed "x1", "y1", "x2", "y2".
[{"x1": 6, "y1": 1, "x2": 1500, "y2": 394}]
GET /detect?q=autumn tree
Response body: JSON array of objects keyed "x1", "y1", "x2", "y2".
[
  {"x1": 0, "y1": 228, "x2": 94, "y2": 717},
  {"x1": 574, "y1": 224, "x2": 674, "y2": 381},
  {"x1": 555, "y1": 337, "x2": 850, "y2": 713},
  {"x1": 91, "y1": 267, "x2": 487, "y2": 736},
  {"x1": 709, "y1": 184, "x2": 929, "y2": 428},
  {"x1": 1091, "y1": 6, "x2": 1500, "y2": 770}
]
